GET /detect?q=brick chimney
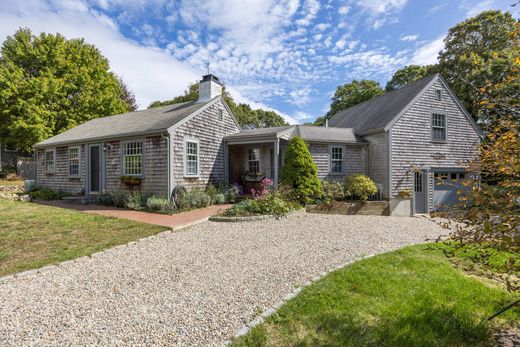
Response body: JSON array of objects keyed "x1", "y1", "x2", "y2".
[{"x1": 198, "y1": 74, "x2": 223, "y2": 102}]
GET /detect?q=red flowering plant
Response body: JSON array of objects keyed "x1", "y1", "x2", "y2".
[{"x1": 251, "y1": 178, "x2": 274, "y2": 198}]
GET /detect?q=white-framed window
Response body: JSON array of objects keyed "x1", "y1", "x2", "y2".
[
  {"x1": 435, "y1": 89, "x2": 442, "y2": 101},
  {"x1": 330, "y1": 146, "x2": 343, "y2": 173},
  {"x1": 68, "y1": 146, "x2": 80, "y2": 176},
  {"x1": 248, "y1": 148, "x2": 260, "y2": 174},
  {"x1": 218, "y1": 108, "x2": 224, "y2": 120},
  {"x1": 123, "y1": 141, "x2": 143, "y2": 176},
  {"x1": 431, "y1": 113, "x2": 447, "y2": 142},
  {"x1": 45, "y1": 149, "x2": 55, "y2": 173},
  {"x1": 185, "y1": 140, "x2": 199, "y2": 176}
]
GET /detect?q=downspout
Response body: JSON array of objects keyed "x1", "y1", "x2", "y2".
[{"x1": 161, "y1": 132, "x2": 172, "y2": 200}]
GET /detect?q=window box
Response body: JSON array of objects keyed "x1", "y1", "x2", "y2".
[{"x1": 120, "y1": 175, "x2": 142, "y2": 186}]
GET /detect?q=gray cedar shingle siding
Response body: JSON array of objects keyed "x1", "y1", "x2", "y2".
[
  {"x1": 36, "y1": 145, "x2": 86, "y2": 193},
  {"x1": 364, "y1": 132, "x2": 388, "y2": 197},
  {"x1": 104, "y1": 136, "x2": 169, "y2": 195},
  {"x1": 390, "y1": 79, "x2": 480, "y2": 210},
  {"x1": 172, "y1": 99, "x2": 240, "y2": 190},
  {"x1": 309, "y1": 143, "x2": 367, "y2": 181}
]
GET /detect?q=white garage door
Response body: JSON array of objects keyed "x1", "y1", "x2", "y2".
[{"x1": 433, "y1": 171, "x2": 467, "y2": 211}]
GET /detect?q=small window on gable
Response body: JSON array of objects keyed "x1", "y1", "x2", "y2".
[
  {"x1": 123, "y1": 141, "x2": 143, "y2": 176},
  {"x1": 330, "y1": 146, "x2": 343, "y2": 173},
  {"x1": 218, "y1": 108, "x2": 224, "y2": 120},
  {"x1": 431, "y1": 113, "x2": 446, "y2": 142},
  {"x1": 68, "y1": 147, "x2": 80, "y2": 176},
  {"x1": 45, "y1": 150, "x2": 55, "y2": 172},
  {"x1": 248, "y1": 148, "x2": 260, "y2": 174},
  {"x1": 435, "y1": 89, "x2": 442, "y2": 101}
]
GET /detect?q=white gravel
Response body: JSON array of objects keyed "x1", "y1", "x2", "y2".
[{"x1": 0, "y1": 213, "x2": 446, "y2": 346}]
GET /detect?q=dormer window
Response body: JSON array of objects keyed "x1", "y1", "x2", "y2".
[{"x1": 435, "y1": 89, "x2": 442, "y2": 101}]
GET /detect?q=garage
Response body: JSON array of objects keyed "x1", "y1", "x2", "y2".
[{"x1": 432, "y1": 171, "x2": 467, "y2": 211}]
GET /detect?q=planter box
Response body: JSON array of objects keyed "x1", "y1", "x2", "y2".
[{"x1": 306, "y1": 201, "x2": 389, "y2": 216}]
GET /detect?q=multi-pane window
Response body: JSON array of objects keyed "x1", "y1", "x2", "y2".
[
  {"x1": 69, "y1": 147, "x2": 80, "y2": 176},
  {"x1": 432, "y1": 113, "x2": 446, "y2": 141},
  {"x1": 414, "y1": 171, "x2": 422, "y2": 192},
  {"x1": 331, "y1": 146, "x2": 343, "y2": 173},
  {"x1": 248, "y1": 148, "x2": 260, "y2": 174},
  {"x1": 186, "y1": 141, "x2": 199, "y2": 175},
  {"x1": 45, "y1": 150, "x2": 55, "y2": 172},
  {"x1": 435, "y1": 89, "x2": 442, "y2": 101},
  {"x1": 123, "y1": 141, "x2": 143, "y2": 176},
  {"x1": 218, "y1": 108, "x2": 224, "y2": 120}
]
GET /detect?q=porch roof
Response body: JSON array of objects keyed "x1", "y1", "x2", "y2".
[{"x1": 224, "y1": 125, "x2": 366, "y2": 144}]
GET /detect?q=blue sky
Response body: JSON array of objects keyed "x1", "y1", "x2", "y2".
[{"x1": 0, "y1": 0, "x2": 515, "y2": 123}]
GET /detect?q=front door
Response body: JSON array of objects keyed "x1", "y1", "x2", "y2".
[
  {"x1": 89, "y1": 144, "x2": 101, "y2": 194},
  {"x1": 414, "y1": 170, "x2": 427, "y2": 213}
]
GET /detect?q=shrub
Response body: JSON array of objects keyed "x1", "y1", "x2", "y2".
[
  {"x1": 177, "y1": 190, "x2": 211, "y2": 210},
  {"x1": 344, "y1": 174, "x2": 378, "y2": 201},
  {"x1": 280, "y1": 136, "x2": 322, "y2": 204},
  {"x1": 125, "y1": 191, "x2": 145, "y2": 210},
  {"x1": 321, "y1": 180, "x2": 345, "y2": 203},
  {"x1": 109, "y1": 189, "x2": 130, "y2": 208},
  {"x1": 225, "y1": 183, "x2": 242, "y2": 203},
  {"x1": 251, "y1": 178, "x2": 273, "y2": 198},
  {"x1": 213, "y1": 193, "x2": 226, "y2": 205},
  {"x1": 28, "y1": 188, "x2": 68, "y2": 200},
  {"x1": 223, "y1": 193, "x2": 293, "y2": 218},
  {"x1": 146, "y1": 196, "x2": 173, "y2": 213}
]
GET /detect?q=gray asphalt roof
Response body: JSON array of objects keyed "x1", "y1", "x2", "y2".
[
  {"x1": 225, "y1": 125, "x2": 365, "y2": 143},
  {"x1": 328, "y1": 74, "x2": 438, "y2": 133},
  {"x1": 36, "y1": 98, "x2": 216, "y2": 147},
  {"x1": 295, "y1": 126, "x2": 365, "y2": 143},
  {"x1": 224, "y1": 125, "x2": 294, "y2": 139}
]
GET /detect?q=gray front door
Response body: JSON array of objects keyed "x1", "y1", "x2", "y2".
[
  {"x1": 89, "y1": 145, "x2": 101, "y2": 194},
  {"x1": 414, "y1": 171, "x2": 427, "y2": 213}
]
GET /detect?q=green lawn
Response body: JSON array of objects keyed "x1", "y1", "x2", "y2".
[
  {"x1": 0, "y1": 199, "x2": 166, "y2": 276},
  {"x1": 232, "y1": 246, "x2": 519, "y2": 347}
]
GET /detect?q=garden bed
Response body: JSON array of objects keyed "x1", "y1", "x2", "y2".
[
  {"x1": 209, "y1": 209, "x2": 304, "y2": 222},
  {"x1": 307, "y1": 200, "x2": 390, "y2": 216}
]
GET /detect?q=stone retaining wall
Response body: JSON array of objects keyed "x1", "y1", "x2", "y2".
[{"x1": 306, "y1": 201, "x2": 390, "y2": 216}]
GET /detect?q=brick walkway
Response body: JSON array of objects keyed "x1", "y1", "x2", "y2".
[{"x1": 37, "y1": 200, "x2": 231, "y2": 229}]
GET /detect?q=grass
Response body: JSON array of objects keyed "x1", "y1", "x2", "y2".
[
  {"x1": 0, "y1": 199, "x2": 166, "y2": 276},
  {"x1": 232, "y1": 246, "x2": 519, "y2": 347}
]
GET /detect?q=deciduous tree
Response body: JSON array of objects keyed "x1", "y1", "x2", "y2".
[{"x1": 0, "y1": 28, "x2": 133, "y2": 151}]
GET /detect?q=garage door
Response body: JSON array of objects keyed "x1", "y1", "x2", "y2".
[{"x1": 433, "y1": 172, "x2": 467, "y2": 211}]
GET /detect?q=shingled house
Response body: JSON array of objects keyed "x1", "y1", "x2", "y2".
[{"x1": 35, "y1": 73, "x2": 480, "y2": 214}]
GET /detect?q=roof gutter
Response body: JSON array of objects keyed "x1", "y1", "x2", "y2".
[
  {"x1": 161, "y1": 132, "x2": 172, "y2": 201},
  {"x1": 34, "y1": 130, "x2": 165, "y2": 148}
]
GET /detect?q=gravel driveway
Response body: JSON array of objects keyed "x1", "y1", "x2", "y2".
[{"x1": 0, "y1": 213, "x2": 445, "y2": 346}]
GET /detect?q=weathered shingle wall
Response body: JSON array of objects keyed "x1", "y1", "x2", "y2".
[
  {"x1": 308, "y1": 142, "x2": 367, "y2": 182},
  {"x1": 104, "y1": 136, "x2": 168, "y2": 196},
  {"x1": 36, "y1": 146, "x2": 86, "y2": 193},
  {"x1": 390, "y1": 79, "x2": 480, "y2": 210},
  {"x1": 172, "y1": 99, "x2": 241, "y2": 190},
  {"x1": 364, "y1": 132, "x2": 389, "y2": 197}
]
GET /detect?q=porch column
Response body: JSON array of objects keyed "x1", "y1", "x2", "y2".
[
  {"x1": 273, "y1": 139, "x2": 279, "y2": 189},
  {"x1": 224, "y1": 142, "x2": 229, "y2": 184}
]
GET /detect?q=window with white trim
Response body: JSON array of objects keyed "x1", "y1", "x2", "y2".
[
  {"x1": 435, "y1": 89, "x2": 442, "y2": 101},
  {"x1": 218, "y1": 108, "x2": 224, "y2": 120},
  {"x1": 68, "y1": 147, "x2": 80, "y2": 176},
  {"x1": 185, "y1": 140, "x2": 199, "y2": 176},
  {"x1": 123, "y1": 141, "x2": 143, "y2": 176},
  {"x1": 45, "y1": 150, "x2": 55, "y2": 172},
  {"x1": 432, "y1": 113, "x2": 446, "y2": 141},
  {"x1": 248, "y1": 148, "x2": 260, "y2": 174},
  {"x1": 330, "y1": 146, "x2": 343, "y2": 173}
]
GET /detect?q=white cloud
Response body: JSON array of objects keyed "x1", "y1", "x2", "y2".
[
  {"x1": 410, "y1": 36, "x2": 444, "y2": 65},
  {"x1": 338, "y1": 6, "x2": 350, "y2": 15},
  {"x1": 295, "y1": 0, "x2": 320, "y2": 26},
  {"x1": 352, "y1": 0, "x2": 408, "y2": 14},
  {"x1": 400, "y1": 34, "x2": 418, "y2": 42},
  {"x1": 292, "y1": 111, "x2": 313, "y2": 121},
  {"x1": 315, "y1": 23, "x2": 330, "y2": 31},
  {"x1": 335, "y1": 38, "x2": 347, "y2": 49},
  {"x1": 288, "y1": 87, "x2": 313, "y2": 107}
]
